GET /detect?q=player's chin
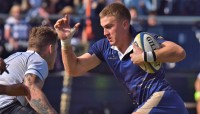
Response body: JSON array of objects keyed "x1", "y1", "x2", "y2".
[{"x1": 109, "y1": 41, "x2": 115, "y2": 46}]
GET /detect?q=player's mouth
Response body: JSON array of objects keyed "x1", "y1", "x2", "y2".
[
  {"x1": 108, "y1": 39, "x2": 112, "y2": 43},
  {"x1": 107, "y1": 36, "x2": 112, "y2": 41}
]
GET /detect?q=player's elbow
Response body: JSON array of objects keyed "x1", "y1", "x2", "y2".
[
  {"x1": 65, "y1": 70, "x2": 83, "y2": 77},
  {"x1": 176, "y1": 48, "x2": 186, "y2": 61},
  {"x1": 65, "y1": 70, "x2": 76, "y2": 77}
]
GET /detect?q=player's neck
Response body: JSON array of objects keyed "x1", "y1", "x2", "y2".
[
  {"x1": 27, "y1": 47, "x2": 44, "y2": 57},
  {"x1": 117, "y1": 33, "x2": 133, "y2": 54}
]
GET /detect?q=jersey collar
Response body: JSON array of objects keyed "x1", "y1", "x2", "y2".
[
  {"x1": 110, "y1": 25, "x2": 137, "y2": 60},
  {"x1": 111, "y1": 40, "x2": 134, "y2": 60}
]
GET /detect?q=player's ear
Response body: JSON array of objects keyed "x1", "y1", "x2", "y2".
[
  {"x1": 122, "y1": 19, "x2": 129, "y2": 29},
  {"x1": 48, "y1": 44, "x2": 53, "y2": 54}
]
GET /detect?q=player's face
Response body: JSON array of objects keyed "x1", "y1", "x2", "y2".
[{"x1": 100, "y1": 16, "x2": 125, "y2": 46}]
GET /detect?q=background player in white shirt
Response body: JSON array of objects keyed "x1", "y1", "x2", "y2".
[{"x1": 0, "y1": 26, "x2": 58, "y2": 114}]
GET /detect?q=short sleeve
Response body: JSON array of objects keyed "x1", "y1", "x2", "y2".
[
  {"x1": 88, "y1": 39, "x2": 108, "y2": 61},
  {"x1": 25, "y1": 59, "x2": 48, "y2": 82}
]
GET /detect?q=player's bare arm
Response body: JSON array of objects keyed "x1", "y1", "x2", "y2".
[
  {"x1": 154, "y1": 41, "x2": 186, "y2": 62},
  {"x1": 24, "y1": 73, "x2": 57, "y2": 114},
  {"x1": 54, "y1": 15, "x2": 101, "y2": 76},
  {"x1": 0, "y1": 84, "x2": 30, "y2": 99},
  {"x1": 130, "y1": 40, "x2": 186, "y2": 64},
  {"x1": 63, "y1": 51, "x2": 101, "y2": 76}
]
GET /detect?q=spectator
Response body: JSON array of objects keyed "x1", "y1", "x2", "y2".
[
  {"x1": 42, "y1": 0, "x2": 60, "y2": 14},
  {"x1": 146, "y1": 11, "x2": 163, "y2": 36},
  {"x1": 25, "y1": 0, "x2": 49, "y2": 26},
  {"x1": 129, "y1": 6, "x2": 144, "y2": 32},
  {"x1": 56, "y1": 0, "x2": 74, "y2": 13},
  {"x1": 4, "y1": 4, "x2": 30, "y2": 55}
]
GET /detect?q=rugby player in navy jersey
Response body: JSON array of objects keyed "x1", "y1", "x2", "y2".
[{"x1": 55, "y1": 3, "x2": 188, "y2": 114}]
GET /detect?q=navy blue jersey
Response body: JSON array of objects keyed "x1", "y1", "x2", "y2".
[{"x1": 88, "y1": 27, "x2": 174, "y2": 105}]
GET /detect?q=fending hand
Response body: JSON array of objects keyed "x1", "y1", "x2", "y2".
[{"x1": 54, "y1": 15, "x2": 80, "y2": 40}]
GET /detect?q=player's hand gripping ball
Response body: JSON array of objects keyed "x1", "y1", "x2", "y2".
[{"x1": 133, "y1": 32, "x2": 162, "y2": 73}]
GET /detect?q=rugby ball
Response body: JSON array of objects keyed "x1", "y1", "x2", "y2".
[{"x1": 133, "y1": 32, "x2": 162, "y2": 73}]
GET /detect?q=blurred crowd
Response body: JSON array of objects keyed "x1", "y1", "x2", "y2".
[{"x1": 0, "y1": 0, "x2": 200, "y2": 71}]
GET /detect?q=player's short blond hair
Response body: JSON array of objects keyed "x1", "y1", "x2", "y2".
[
  {"x1": 28, "y1": 26, "x2": 58, "y2": 50},
  {"x1": 99, "y1": 3, "x2": 131, "y2": 21}
]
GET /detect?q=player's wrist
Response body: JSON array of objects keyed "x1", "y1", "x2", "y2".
[
  {"x1": 60, "y1": 28, "x2": 76, "y2": 50},
  {"x1": 61, "y1": 38, "x2": 71, "y2": 49},
  {"x1": 143, "y1": 51, "x2": 156, "y2": 62}
]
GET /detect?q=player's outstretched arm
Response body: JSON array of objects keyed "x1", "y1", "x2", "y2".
[
  {"x1": 154, "y1": 41, "x2": 186, "y2": 62},
  {"x1": 54, "y1": 15, "x2": 101, "y2": 76},
  {"x1": 24, "y1": 73, "x2": 58, "y2": 114},
  {"x1": 0, "y1": 84, "x2": 30, "y2": 99}
]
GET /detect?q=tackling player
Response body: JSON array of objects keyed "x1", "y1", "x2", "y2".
[{"x1": 0, "y1": 26, "x2": 58, "y2": 114}]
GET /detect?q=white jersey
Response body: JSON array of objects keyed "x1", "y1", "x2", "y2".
[{"x1": 0, "y1": 50, "x2": 48, "y2": 108}]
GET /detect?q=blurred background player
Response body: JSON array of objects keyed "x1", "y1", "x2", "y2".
[
  {"x1": 145, "y1": 11, "x2": 164, "y2": 36},
  {"x1": 129, "y1": 6, "x2": 144, "y2": 32},
  {"x1": 0, "y1": 26, "x2": 58, "y2": 114},
  {"x1": 4, "y1": 4, "x2": 30, "y2": 54}
]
